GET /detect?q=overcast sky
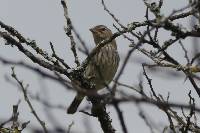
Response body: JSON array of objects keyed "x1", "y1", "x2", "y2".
[{"x1": 0, "y1": 0, "x2": 199, "y2": 133}]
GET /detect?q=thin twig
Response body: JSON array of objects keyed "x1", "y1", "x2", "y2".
[
  {"x1": 11, "y1": 67, "x2": 48, "y2": 133},
  {"x1": 113, "y1": 102, "x2": 128, "y2": 133},
  {"x1": 61, "y1": 0, "x2": 80, "y2": 66}
]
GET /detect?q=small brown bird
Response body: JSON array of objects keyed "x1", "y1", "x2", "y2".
[{"x1": 67, "y1": 25, "x2": 120, "y2": 114}]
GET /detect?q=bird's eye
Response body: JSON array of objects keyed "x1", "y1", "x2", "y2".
[{"x1": 100, "y1": 27, "x2": 106, "y2": 31}]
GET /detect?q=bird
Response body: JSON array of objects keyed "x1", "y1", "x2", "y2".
[{"x1": 67, "y1": 25, "x2": 120, "y2": 114}]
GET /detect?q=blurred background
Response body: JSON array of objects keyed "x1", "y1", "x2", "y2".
[{"x1": 0, "y1": 0, "x2": 200, "y2": 132}]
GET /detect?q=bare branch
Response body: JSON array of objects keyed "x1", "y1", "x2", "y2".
[
  {"x1": 61, "y1": 0, "x2": 80, "y2": 66},
  {"x1": 11, "y1": 67, "x2": 48, "y2": 133}
]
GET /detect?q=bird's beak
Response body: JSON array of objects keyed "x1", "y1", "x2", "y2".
[{"x1": 89, "y1": 28, "x2": 95, "y2": 33}]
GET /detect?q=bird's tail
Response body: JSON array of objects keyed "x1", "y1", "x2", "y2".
[{"x1": 67, "y1": 93, "x2": 84, "y2": 114}]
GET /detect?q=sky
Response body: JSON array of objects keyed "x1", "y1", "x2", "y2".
[{"x1": 0, "y1": 0, "x2": 199, "y2": 133}]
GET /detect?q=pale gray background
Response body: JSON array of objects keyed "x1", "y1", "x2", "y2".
[{"x1": 0, "y1": 0, "x2": 199, "y2": 133}]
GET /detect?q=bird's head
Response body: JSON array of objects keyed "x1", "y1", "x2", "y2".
[{"x1": 90, "y1": 25, "x2": 113, "y2": 45}]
